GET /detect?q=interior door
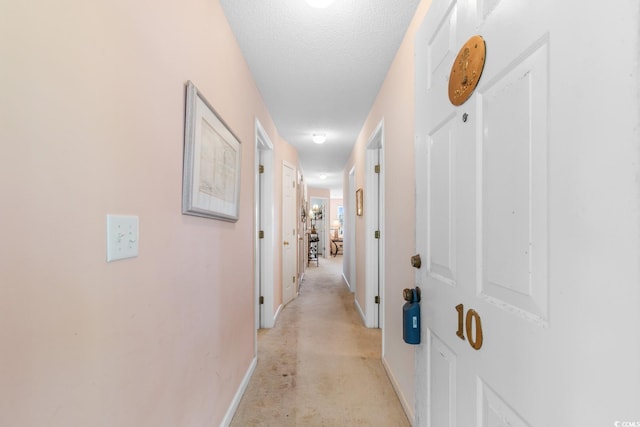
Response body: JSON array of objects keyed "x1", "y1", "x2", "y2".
[
  {"x1": 415, "y1": 0, "x2": 640, "y2": 425},
  {"x1": 282, "y1": 162, "x2": 297, "y2": 305},
  {"x1": 366, "y1": 125, "x2": 383, "y2": 329}
]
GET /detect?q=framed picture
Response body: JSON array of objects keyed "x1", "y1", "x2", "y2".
[
  {"x1": 182, "y1": 81, "x2": 242, "y2": 222},
  {"x1": 356, "y1": 188, "x2": 363, "y2": 216}
]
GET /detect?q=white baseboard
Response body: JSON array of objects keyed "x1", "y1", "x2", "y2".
[
  {"x1": 220, "y1": 356, "x2": 257, "y2": 427},
  {"x1": 262, "y1": 303, "x2": 283, "y2": 329},
  {"x1": 354, "y1": 297, "x2": 367, "y2": 325},
  {"x1": 382, "y1": 357, "x2": 415, "y2": 426},
  {"x1": 341, "y1": 273, "x2": 352, "y2": 291},
  {"x1": 273, "y1": 303, "x2": 283, "y2": 324}
]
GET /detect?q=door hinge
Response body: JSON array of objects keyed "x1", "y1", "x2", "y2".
[
  {"x1": 259, "y1": 230, "x2": 264, "y2": 239},
  {"x1": 375, "y1": 164, "x2": 381, "y2": 174},
  {"x1": 375, "y1": 230, "x2": 380, "y2": 239},
  {"x1": 375, "y1": 296, "x2": 380, "y2": 304},
  {"x1": 259, "y1": 296, "x2": 264, "y2": 304},
  {"x1": 293, "y1": 276, "x2": 296, "y2": 283},
  {"x1": 259, "y1": 164, "x2": 264, "y2": 174}
]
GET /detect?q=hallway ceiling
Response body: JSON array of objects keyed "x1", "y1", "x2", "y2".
[{"x1": 219, "y1": 0, "x2": 420, "y2": 198}]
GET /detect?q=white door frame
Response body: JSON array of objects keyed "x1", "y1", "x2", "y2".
[
  {"x1": 347, "y1": 166, "x2": 356, "y2": 292},
  {"x1": 254, "y1": 119, "x2": 275, "y2": 329},
  {"x1": 365, "y1": 120, "x2": 385, "y2": 329}
]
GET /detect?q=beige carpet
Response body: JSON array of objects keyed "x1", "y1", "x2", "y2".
[{"x1": 230, "y1": 256, "x2": 410, "y2": 427}]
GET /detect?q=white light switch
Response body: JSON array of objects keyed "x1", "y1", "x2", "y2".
[{"x1": 106, "y1": 215, "x2": 139, "y2": 262}]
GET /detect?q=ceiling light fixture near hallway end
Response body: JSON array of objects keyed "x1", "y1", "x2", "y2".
[
  {"x1": 304, "y1": 0, "x2": 336, "y2": 8},
  {"x1": 312, "y1": 133, "x2": 327, "y2": 144}
]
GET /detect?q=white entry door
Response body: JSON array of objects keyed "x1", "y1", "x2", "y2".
[
  {"x1": 282, "y1": 161, "x2": 297, "y2": 305},
  {"x1": 415, "y1": 0, "x2": 640, "y2": 425}
]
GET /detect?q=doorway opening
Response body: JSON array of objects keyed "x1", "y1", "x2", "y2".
[{"x1": 309, "y1": 197, "x2": 329, "y2": 258}]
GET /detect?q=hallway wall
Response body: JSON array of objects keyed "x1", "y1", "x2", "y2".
[
  {"x1": 342, "y1": 0, "x2": 433, "y2": 422},
  {"x1": 0, "y1": 0, "x2": 295, "y2": 425}
]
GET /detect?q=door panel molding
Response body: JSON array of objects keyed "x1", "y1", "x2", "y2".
[
  {"x1": 477, "y1": 39, "x2": 550, "y2": 325},
  {"x1": 477, "y1": 379, "x2": 531, "y2": 427},
  {"x1": 427, "y1": 119, "x2": 457, "y2": 287},
  {"x1": 426, "y1": 330, "x2": 457, "y2": 427}
]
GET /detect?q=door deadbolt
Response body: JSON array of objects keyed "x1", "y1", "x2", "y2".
[{"x1": 411, "y1": 254, "x2": 422, "y2": 269}]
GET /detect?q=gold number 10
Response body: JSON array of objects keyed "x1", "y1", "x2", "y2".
[{"x1": 455, "y1": 304, "x2": 483, "y2": 350}]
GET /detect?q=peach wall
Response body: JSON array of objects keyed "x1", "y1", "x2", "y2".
[
  {"x1": 0, "y1": 0, "x2": 291, "y2": 425},
  {"x1": 342, "y1": 0, "x2": 432, "y2": 421},
  {"x1": 308, "y1": 187, "x2": 331, "y2": 200}
]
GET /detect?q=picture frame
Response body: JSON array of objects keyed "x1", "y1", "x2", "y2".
[
  {"x1": 356, "y1": 188, "x2": 363, "y2": 216},
  {"x1": 182, "y1": 81, "x2": 242, "y2": 222}
]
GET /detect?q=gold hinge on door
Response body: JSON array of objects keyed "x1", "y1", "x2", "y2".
[
  {"x1": 375, "y1": 230, "x2": 380, "y2": 239},
  {"x1": 259, "y1": 230, "x2": 264, "y2": 239},
  {"x1": 259, "y1": 164, "x2": 264, "y2": 174},
  {"x1": 259, "y1": 296, "x2": 264, "y2": 304},
  {"x1": 375, "y1": 296, "x2": 380, "y2": 304},
  {"x1": 375, "y1": 164, "x2": 380, "y2": 174},
  {"x1": 293, "y1": 276, "x2": 296, "y2": 283}
]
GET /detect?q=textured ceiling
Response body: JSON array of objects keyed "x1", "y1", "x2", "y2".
[{"x1": 219, "y1": 0, "x2": 420, "y2": 198}]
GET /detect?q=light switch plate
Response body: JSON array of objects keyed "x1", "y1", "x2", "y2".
[{"x1": 106, "y1": 215, "x2": 139, "y2": 262}]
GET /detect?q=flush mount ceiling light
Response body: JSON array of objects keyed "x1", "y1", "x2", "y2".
[
  {"x1": 320, "y1": 174, "x2": 327, "y2": 180},
  {"x1": 312, "y1": 133, "x2": 327, "y2": 144},
  {"x1": 304, "y1": 0, "x2": 336, "y2": 8}
]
